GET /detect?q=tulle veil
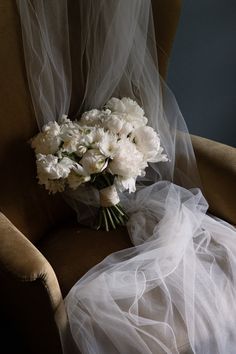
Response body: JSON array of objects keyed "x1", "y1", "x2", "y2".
[{"x1": 17, "y1": 1, "x2": 236, "y2": 353}]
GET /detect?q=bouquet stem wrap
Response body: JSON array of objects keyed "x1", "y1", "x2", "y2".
[{"x1": 97, "y1": 180, "x2": 128, "y2": 231}]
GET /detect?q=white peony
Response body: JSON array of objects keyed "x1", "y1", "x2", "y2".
[
  {"x1": 96, "y1": 132, "x2": 119, "y2": 157},
  {"x1": 80, "y1": 109, "x2": 103, "y2": 126},
  {"x1": 80, "y1": 149, "x2": 107, "y2": 174},
  {"x1": 42, "y1": 121, "x2": 61, "y2": 135},
  {"x1": 115, "y1": 176, "x2": 136, "y2": 193},
  {"x1": 109, "y1": 138, "x2": 146, "y2": 178},
  {"x1": 105, "y1": 97, "x2": 126, "y2": 113},
  {"x1": 124, "y1": 112, "x2": 148, "y2": 129},
  {"x1": 31, "y1": 121, "x2": 61, "y2": 155},
  {"x1": 36, "y1": 154, "x2": 73, "y2": 181},
  {"x1": 91, "y1": 128, "x2": 106, "y2": 143},
  {"x1": 119, "y1": 121, "x2": 133, "y2": 137},
  {"x1": 106, "y1": 97, "x2": 147, "y2": 129},
  {"x1": 102, "y1": 114, "x2": 124, "y2": 134},
  {"x1": 121, "y1": 97, "x2": 144, "y2": 117},
  {"x1": 58, "y1": 114, "x2": 70, "y2": 124},
  {"x1": 132, "y1": 126, "x2": 168, "y2": 162},
  {"x1": 60, "y1": 121, "x2": 81, "y2": 142},
  {"x1": 44, "y1": 179, "x2": 65, "y2": 194}
]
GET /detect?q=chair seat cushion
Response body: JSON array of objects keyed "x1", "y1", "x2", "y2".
[
  {"x1": 38, "y1": 223, "x2": 132, "y2": 297},
  {"x1": 38, "y1": 223, "x2": 193, "y2": 353}
]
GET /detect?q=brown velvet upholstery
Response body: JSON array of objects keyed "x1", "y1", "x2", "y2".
[
  {"x1": 0, "y1": 0, "x2": 235, "y2": 353},
  {"x1": 39, "y1": 225, "x2": 132, "y2": 297},
  {"x1": 0, "y1": 0, "x2": 75, "y2": 244},
  {"x1": 191, "y1": 135, "x2": 236, "y2": 225}
]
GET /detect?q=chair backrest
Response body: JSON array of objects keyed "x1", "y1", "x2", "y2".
[{"x1": 0, "y1": 0, "x2": 182, "y2": 243}]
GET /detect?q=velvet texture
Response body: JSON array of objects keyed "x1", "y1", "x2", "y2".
[{"x1": 0, "y1": 1, "x2": 235, "y2": 353}]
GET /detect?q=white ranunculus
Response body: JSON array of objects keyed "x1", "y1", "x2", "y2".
[
  {"x1": 36, "y1": 154, "x2": 73, "y2": 181},
  {"x1": 80, "y1": 149, "x2": 107, "y2": 174},
  {"x1": 67, "y1": 171, "x2": 91, "y2": 190},
  {"x1": 109, "y1": 138, "x2": 146, "y2": 178},
  {"x1": 132, "y1": 126, "x2": 168, "y2": 162},
  {"x1": 31, "y1": 121, "x2": 61, "y2": 155},
  {"x1": 115, "y1": 176, "x2": 136, "y2": 193}
]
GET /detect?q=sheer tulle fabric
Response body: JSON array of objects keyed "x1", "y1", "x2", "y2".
[
  {"x1": 66, "y1": 182, "x2": 236, "y2": 354},
  {"x1": 16, "y1": 0, "x2": 71, "y2": 128},
  {"x1": 17, "y1": 1, "x2": 236, "y2": 353}
]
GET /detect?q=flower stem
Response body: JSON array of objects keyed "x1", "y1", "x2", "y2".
[
  {"x1": 102, "y1": 208, "x2": 109, "y2": 232},
  {"x1": 106, "y1": 207, "x2": 116, "y2": 230}
]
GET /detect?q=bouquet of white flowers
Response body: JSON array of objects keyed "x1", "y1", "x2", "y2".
[{"x1": 31, "y1": 97, "x2": 168, "y2": 231}]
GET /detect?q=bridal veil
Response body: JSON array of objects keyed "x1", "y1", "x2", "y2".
[{"x1": 17, "y1": 1, "x2": 236, "y2": 353}]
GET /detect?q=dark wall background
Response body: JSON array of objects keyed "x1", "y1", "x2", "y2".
[{"x1": 167, "y1": 0, "x2": 236, "y2": 147}]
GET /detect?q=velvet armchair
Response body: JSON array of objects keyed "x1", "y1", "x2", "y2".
[{"x1": 0, "y1": 1, "x2": 235, "y2": 353}]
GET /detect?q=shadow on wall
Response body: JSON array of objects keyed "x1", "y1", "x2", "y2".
[{"x1": 167, "y1": 0, "x2": 236, "y2": 147}]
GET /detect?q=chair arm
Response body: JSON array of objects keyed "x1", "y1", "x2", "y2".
[
  {"x1": 0, "y1": 212, "x2": 65, "y2": 354},
  {"x1": 191, "y1": 135, "x2": 236, "y2": 225}
]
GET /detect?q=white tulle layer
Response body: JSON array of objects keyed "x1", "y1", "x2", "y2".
[{"x1": 65, "y1": 181, "x2": 236, "y2": 354}]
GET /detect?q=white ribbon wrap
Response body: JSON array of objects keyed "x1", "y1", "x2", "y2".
[{"x1": 99, "y1": 185, "x2": 120, "y2": 207}]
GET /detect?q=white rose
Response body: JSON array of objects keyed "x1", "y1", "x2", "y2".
[
  {"x1": 80, "y1": 149, "x2": 108, "y2": 174},
  {"x1": 133, "y1": 126, "x2": 168, "y2": 162},
  {"x1": 109, "y1": 139, "x2": 146, "y2": 178}
]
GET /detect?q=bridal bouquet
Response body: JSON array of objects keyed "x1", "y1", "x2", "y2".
[{"x1": 31, "y1": 97, "x2": 168, "y2": 231}]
